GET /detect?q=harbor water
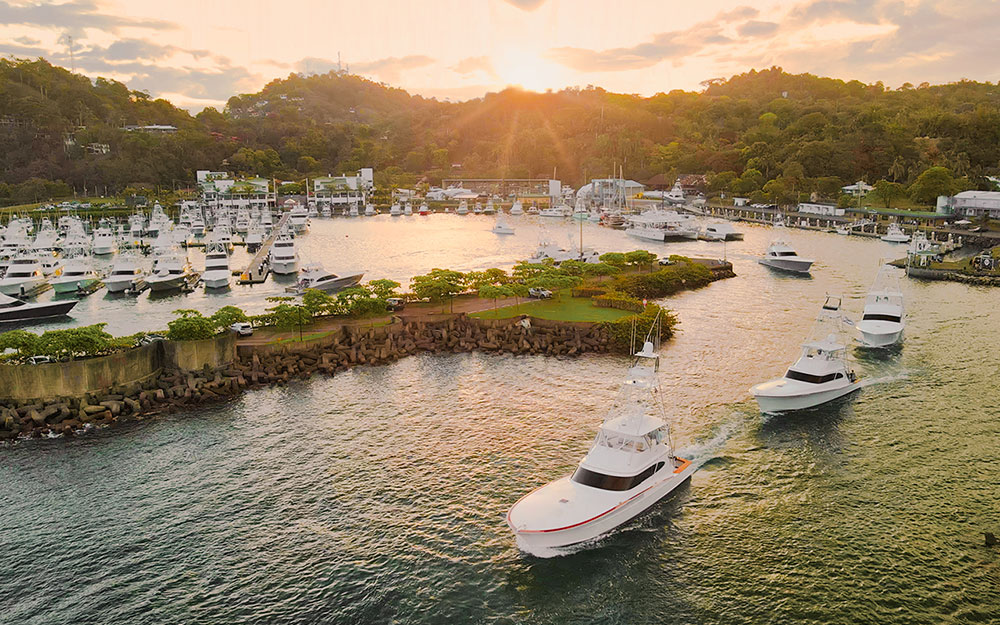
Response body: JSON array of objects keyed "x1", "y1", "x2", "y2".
[{"x1": 2, "y1": 215, "x2": 999, "y2": 624}]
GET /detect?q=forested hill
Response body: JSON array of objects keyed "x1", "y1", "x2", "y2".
[{"x1": 1, "y1": 58, "x2": 999, "y2": 205}]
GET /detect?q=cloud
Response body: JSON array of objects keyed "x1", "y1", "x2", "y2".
[
  {"x1": 737, "y1": 20, "x2": 779, "y2": 37},
  {"x1": 350, "y1": 55, "x2": 435, "y2": 81},
  {"x1": 13, "y1": 35, "x2": 39, "y2": 45},
  {"x1": 0, "y1": 42, "x2": 50, "y2": 58},
  {"x1": 450, "y1": 56, "x2": 496, "y2": 76},
  {"x1": 0, "y1": 0, "x2": 175, "y2": 36},
  {"x1": 504, "y1": 0, "x2": 546, "y2": 10}
]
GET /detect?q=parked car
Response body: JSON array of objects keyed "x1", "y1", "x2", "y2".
[
  {"x1": 138, "y1": 334, "x2": 165, "y2": 346},
  {"x1": 385, "y1": 297, "x2": 407, "y2": 311},
  {"x1": 27, "y1": 356, "x2": 53, "y2": 365},
  {"x1": 658, "y1": 257, "x2": 675, "y2": 266},
  {"x1": 230, "y1": 322, "x2": 253, "y2": 336},
  {"x1": 528, "y1": 287, "x2": 552, "y2": 299}
]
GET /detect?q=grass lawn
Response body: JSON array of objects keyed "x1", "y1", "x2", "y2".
[{"x1": 470, "y1": 293, "x2": 633, "y2": 322}]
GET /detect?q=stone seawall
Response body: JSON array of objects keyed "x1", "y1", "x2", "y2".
[
  {"x1": 0, "y1": 315, "x2": 612, "y2": 441},
  {"x1": 905, "y1": 266, "x2": 1000, "y2": 286}
]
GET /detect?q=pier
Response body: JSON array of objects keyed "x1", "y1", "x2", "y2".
[{"x1": 239, "y1": 211, "x2": 289, "y2": 284}]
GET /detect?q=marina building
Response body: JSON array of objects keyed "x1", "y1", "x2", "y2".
[
  {"x1": 941, "y1": 190, "x2": 1000, "y2": 219},
  {"x1": 797, "y1": 201, "x2": 845, "y2": 217},
  {"x1": 841, "y1": 181, "x2": 874, "y2": 196},
  {"x1": 441, "y1": 178, "x2": 562, "y2": 203},
  {"x1": 197, "y1": 170, "x2": 275, "y2": 209},
  {"x1": 312, "y1": 168, "x2": 375, "y2": 204}
]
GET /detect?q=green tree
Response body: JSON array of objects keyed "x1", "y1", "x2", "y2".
[
  {"x1": 0, "y1": 329, "x2": 39, "y2": 362},
  {"x1": 166, "y1": 310, "x2": 216, "y2": 341},
  {"x1": 411, "y1": 269, "x2": 465, "y2": 311},
  {"x1": 266, "y1": 297, "x2": 313, "y2": 341},
  {"x1": 210, "y1": 305, "x2": 248, "y2": 329},
  {"x1": 477, "y1": 283, "x2": 512, "y2": 316},
  {"x1": 909, "y1": 166, "x2": 956, "y2": 204},
  {"x1": 624, "y1": 250, "x2": 658, "y2": 271},
  {"x1": 367, "y1": 279, "x2": 401, "y2": 300},
  {"x1": 872, "y1": 180, "x2": 905, "y2": 209},
  {"x1": 598, "y1": 252, "x2": 627, "y2": 268}
]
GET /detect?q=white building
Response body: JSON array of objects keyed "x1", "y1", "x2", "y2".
[
  {"x1": 945, "y1": 191, "x2": 1000, "y2": 219},
  {"x1": 312, "y1": 168, "x2": 375, "y2": 204},
  {"x1": 797, "y1": 201, "x2": 845, "y2": 216},
  {"x1": 733, "y1": 197, "x2": 748, "y2": 207}
]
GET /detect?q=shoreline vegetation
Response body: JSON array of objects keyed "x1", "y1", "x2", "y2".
[{"x1": 0, "y1": 255, "x2": 734, "y2": 442}]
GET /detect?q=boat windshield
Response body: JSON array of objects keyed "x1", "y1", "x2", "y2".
[
  {"x1": 571, "y1": 462, "x2": 665, "y2": 491},
  {"x1": 773, "y1": 250, "x2": 798, "y2": 257},
  {"x1": 785, "y1": 370, "x2": 844, "y2": 384},
  {"x1": 862, "y1": 313, "x2": 902, "y2": 323}
]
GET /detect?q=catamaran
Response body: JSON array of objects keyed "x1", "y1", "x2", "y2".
[{"x1": 507, "y1": 311, "x2": 696, "y2": 556}]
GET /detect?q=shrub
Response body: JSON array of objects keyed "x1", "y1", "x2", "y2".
[{"x1": 602, "y1": 304, "x2": 678, "y2": 351}]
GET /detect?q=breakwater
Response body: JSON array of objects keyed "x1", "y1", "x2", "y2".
[
  {"x1": 904, "y1": 265, "x2": 1000, "y2": 286},
  {"x1": 0, "y1": 315, "x2": 613, "y2": 441}
]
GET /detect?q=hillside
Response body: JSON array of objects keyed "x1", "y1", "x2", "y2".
[{"x1": 1, "y1": 59, "x2": 999, "y2": 206}]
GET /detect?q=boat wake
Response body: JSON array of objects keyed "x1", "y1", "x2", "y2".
[
  {"x1": 676, "y1": 414, "x2": 745, "y2": 468},
  {"x1": 858, "y1": 371, "x2": 910, "y2": 388}
]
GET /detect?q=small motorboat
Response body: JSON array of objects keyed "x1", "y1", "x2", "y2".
[
  {"x1": 456, "y1": 200, "x2": 469, "y2": 215},
  {"x1": 881, "y1": 223, "x2": 910, "y2": 243},
  {"x1": 702, "y1": 222, "x2": 743, "y2": 241},
  {"x1": 508, "y1": 312, "x2": 696, "y2": 556},
  {"x1": 390, "y1": 203, "x2": 402, "y2": 216},
  {"x1": 751, "y1": 295, "x2": 862, "y2": 413},
  {"x1": 759, "y1": 240, "x2": 814, "y2": 274},
  {"x1": 856, "y1": 264, "x2": 904, "y2": 347}
]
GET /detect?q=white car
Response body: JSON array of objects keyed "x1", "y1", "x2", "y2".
[{"x1": 230, "y1": 322, "x2": 253, "y2": 336}]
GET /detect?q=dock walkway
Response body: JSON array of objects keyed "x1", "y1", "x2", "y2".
[{"x1": 239, "y1": 212, "x2": 289, "y2": 284}]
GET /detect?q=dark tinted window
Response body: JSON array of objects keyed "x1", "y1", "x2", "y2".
[
  {"x1": 572, "y1": 462, "x2": 666, "y2": 491},
  {"x1": 776, "y1": 251, "x2": 798, "y2": 257},
  {"x1": 785, "y1": 369, "x2": 838, "y2": 384},
  {"x1": 862, "y1": 313, "x2": 901, "y2": 323}
]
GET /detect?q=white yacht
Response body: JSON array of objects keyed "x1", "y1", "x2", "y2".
[
  {"x1": 403, "y1": 203, "x2": 413, "y2": 216},
  {"x1": 472, "y1": 202, "x2": 483, "y2": 214},
  {"x1": 508, "y1": 315, "x2": 696, "y2": 555},
  {"x1": 701, "y1": 222, "x2": 743, "y2": 241},
  {"x1": 527, "y1": 203, "x2": 540, "y2": 215},
  {"x1": 234, "y1": 209, "x2": 251, "y2": 234},
  {"x1": 150, "y1": 231, "x2": 177, "y2": 255},
  {"x1": 50, "y1": 254, "x2": 99, "y2": 294},
  {"x1": 307, "y1": 203, "x2": 319, "y2": 218},
  {"x1": 92, "y1": 227, "x2": 117, "y2": 255},
  {"x1": 419, "y1": 203, "x2": 430, "y2": 215},
  {"x1": 751, "y1": 295, "x2": 861, "y2": 413},
  {"x1": 287, "y1": 263, "x2": 364, "y2": 295},
  {"x1": 146, "y1": 250, "x2": 193, "y2": 292},
  {"x1": 456, "y1": 200, "x2": 469, "y2": 215},
  {"x1": 538, "y1": 205, "x2": 568, "y2": 218},
  {"x1": 759, "y1": 240, "x2": 814, "y2": 273},
  {"x1": 483, "y1": 199, "x2": 496, "y2": 215},
  {"x1": 390, "y1": 203, "x2": 402, "y2": 216},
  {"x1": 510, "y1": 199, "x2": 524, "y2": 215},
  {"x1": 881, "y1": 223, "x2": 910, "y2": 243},
  {"x1": 0, "y1": 291, "x2": 77, "y2": 323},
  {"x1": 269, "y1": 231, "x2": 299, "y2": 274},
  {"x1": 290, "y1": 204, "x2": 310, "y2": 232},
  {"x1": 260, "y1": 210, "x2": 274, "y2": 229},
  {"x1": 0, "y1": 254, "x2": 47, "y2": 296},
  {"x1": 244, "y1": 222, "x2": 264, "y2": 252},
  {"x1": 491, "y1": 214, "x2": 515, "y2": 235},
  {"x1": 625, "y1": 209, "x2": 698, "y2": 241},
  {"x1": 365, "y1": 204, "x2": 376, "y2": 216},
  {"x1": 320, "y1": 204, "x2": 332, "y2": 218},
  {"x1": 128, "y1": 213, "x2": 145, "y2": 241},
  {"x1": 32, "y1": 223, "x2": 60, "y2": 252},
  {"x1": 856, "y1": 264, "x2": 905, "y2": 347},
  {"x1": 105, "y1": 253, "x2": 145, "y2": 293},
  {"x1": 202, "y1": 240, "x2": 231, "y2": 289}
]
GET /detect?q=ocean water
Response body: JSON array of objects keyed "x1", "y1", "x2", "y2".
[{"x1": 2, "y1": 215, "x2": 999, "y2": 624}]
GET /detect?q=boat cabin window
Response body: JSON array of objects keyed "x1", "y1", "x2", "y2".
[
  {"x1": 572, "y1": 461, "x2": 667, "y2": 491},
  {"x1": 774, "y1": 251, "x2": 798, "y2": 257},
  {"x1": 785, "y1": 370, "x2": 839, "y2": 384},
  {"x1": 861, "y1": 313, "x2": 902, "y2": 323}
]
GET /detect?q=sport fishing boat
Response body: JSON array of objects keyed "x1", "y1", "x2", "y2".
[
  {"x1": 507, "y1": 313, "x2": 696, "y2": 556},
  {"x1": 91, "y1": 226, "x2": 118, "y2": 255},
  {"x1": 403, "y1": 203, "x2": 413, "y2": 216},
  {"x1": 880, "y1": 223, "x2": 910, "y2": 243},
  {"x1": 509, "y1": 199, "x2": 524, "y2": 215},
  {"x1": 759, "y1": 240, "x2": 814, "y2": 274},
  {"x1": 201, "y1": 240, "x2": 232, "y2": 289},
  {"x1": 146, "y1": 249, "x2": 194, "y2": 292},
  {"x1": 856, "y1": 264, "x2": 904, "y2": 347},
  {"x1": 491, "y1": 214, "x2": 515, "y2": 235},
  {"x1": 390, "y1": 203, "x2": 403, "y2": 216},
  {"x1": 751, "y1": 295, "x2": 861, "y2": 414},
  {"x1": 269, "y1": 231, "x2": 299, "y2": 275},
  {"x1": 286, "y1": 263, "x2": 364, "y2": 295},
  {"x1": 290, "y1": 204, "x2": 310, "y2": 232},
  {"x1": 50, "y1": 253, "x2": 99, "y2": 293},
  {"x1": 0, "y1": 292, "x2": 77, "y2": 323},
  {"x1": 244, "y1": 221, "x2": 264, "y2": 252},
  {"x1": 419, "y1": 203, "x2": 431, "y2": 215},
  {"x1": 483, "y1": 199, "x2": 496, "y2": 215},
  {"x1": 365, "y1": 204, "x2": 376, "y2": 216},
  {"x1": 456, "y1": 200, "x2": 469, "y2": 215},
  {"x1": 0, "y1": 253, "x2": 48, "y2": 296},
  {"x1": 105, "y1": 253, "x2": 145, "y2": 293}
]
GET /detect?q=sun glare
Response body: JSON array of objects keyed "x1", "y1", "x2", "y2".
[{"x1": 491, "y1": 46, "x2": 566, "y2": 92}]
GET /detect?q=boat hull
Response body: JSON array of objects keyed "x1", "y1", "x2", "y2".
[
  {"x1": 105, "y1": 277, "x2": 136, "y2": 293},
  {"x1": 0, "y1": 278, "x2": 46, "y2": 296},
  {"x1": 147, "y1": 276, "x2": 186, "y2": 292},
  {"x1": 271, "y1": 259, "x2": 298, "y2": 275},
  {"x1": 51, "y1": 278, "x2": 98, "y2": 294},
  {"x1": 858, "y1": 327, "x2": 903, "y2": 347},
  {"x1": 759, "y1": 258, "x2": 814, "y2": 273},
  {"x1": 202, "y1": 272, "x2": 231, "y2": 289},
  {"x1": 510, "y1": 461, "x2": 697, "y2": 555},
  {"x1": 0, "y1": 300, "x2": 77, "y2": 323},
  {"x1": 753, "y1": 381, "x2": 861, "y2": 414}
]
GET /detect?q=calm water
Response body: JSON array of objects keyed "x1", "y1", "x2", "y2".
[{"x1": 2, "y1": 216, "x2": 999, "y2": 624}]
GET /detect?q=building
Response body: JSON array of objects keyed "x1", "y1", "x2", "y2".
[
  {"x1": 196, "y1": 170, "x2": 275, "y2": 209},
  {"x1": 124, "y1": 124, "x2": 178, "y2": 134},
  {"x1": 797, "y1": 201, "x2": 845, "y2": 216},
  {"x1": 578, "y1": 179, "x2": 645, "y2": 206},
  {"x1": 944, "y1": 190, "x2": 1000, "y2": 219},
  {"x1": 312, "y1": 168, "x2": 375, "y2": 204},
  {"x1": 841, "y1": 181, "x2": 873, "y2": 196}
]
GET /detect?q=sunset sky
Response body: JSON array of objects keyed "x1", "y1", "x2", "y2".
[{"x1": 1, "y1": 0, "x2": 998, "y2": 111}]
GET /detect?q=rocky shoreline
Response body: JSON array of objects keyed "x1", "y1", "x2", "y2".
[{"x1": 0, "y1": 314, "x2": 615, "y2": 442}]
